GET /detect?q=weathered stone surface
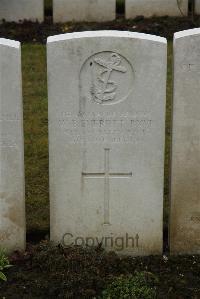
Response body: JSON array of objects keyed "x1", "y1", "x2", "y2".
[
  {"x1": 0, "y1": 0, "x2": 44, "y2": 23},
  {"x1": 125, "y1": 0, "x2": 188, "y2": 18},
  {"x1": 53, "y1": 0, "x2": 116, "y2": 22},
  {"x1": 195, "y1": 0, "x2": 200, "y2": 14},
  {"x1": 47, "y1": 31, "x2": 167, "y2": 255},
  {"x1": 0, "y1": 39, "x2": 25, "y2": 252},
  {"x1": 170, "y1": 28, "x2": 200, "y2": 255}
]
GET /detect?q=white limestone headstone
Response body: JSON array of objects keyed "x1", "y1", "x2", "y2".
[
  {"x1": 0, "y1": 39, "x2": 25, "y2": 252},
  {"x1": 0, "y1": 0, "x2": 44, "y2": 23},
  {"x1": 53, "y1": 0, "x2": 116, "y2": 22},
  {"x1": 125, "y1": 0, "x2": 188, "y2": 18},
  {"x1": 47, "y1": 31, "x2": 167, "y2": 256},
  {"x1": 170, "y1": 28, "x2": 200, "y2": 255}
]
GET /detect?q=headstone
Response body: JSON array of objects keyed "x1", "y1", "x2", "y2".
[
  {"x1": 0, "y1": 39, "x2": 25, "y2": 252},
  {"x1": 195, "y1": 0, "x2": 200, "y2": 14},
  {"x1": 53, "y1": 0, "x2": 116, "y2": 22},
  {"x1": 170, "y1": 28, "x2": 200, "y2": 255},
  {"x1": 47, "y1": 31, "x2": 167, "y2": 256},
  {"x1": 0, "y1": 0, "x2": 44, "y2": 23},
  {"x1": 125, "y1": 0, "x2": 188, "y2": 18}
]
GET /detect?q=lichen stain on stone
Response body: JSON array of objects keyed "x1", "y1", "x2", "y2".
[
  {"x1": 0, "y1": 192, "x2": 7, "y2": 200},
  {"x1": 3, "y1": 196, "x2": 24, "y2": 228},
  {"x1": 0, "y1": 229, "x2": 12, "y2": 242}
]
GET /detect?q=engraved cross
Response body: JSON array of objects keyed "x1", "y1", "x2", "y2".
[{"x1": 82, "y1": 149, "x2": 132, "y2": 224}]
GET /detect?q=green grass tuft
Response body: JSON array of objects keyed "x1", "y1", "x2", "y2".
[
  {"x1": 22, "y1": 44, "x2": 49, "y2": 233},
  {"x1": 101, "y1": 272, "x2": 158, "y2": 299}
]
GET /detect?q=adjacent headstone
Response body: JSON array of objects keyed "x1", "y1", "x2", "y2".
[
  {"x1": 0, "y1": 0, "x2": 44, "y2": 23},
  {"x1": 125, "y1": 0, "x2": 188, "y2": 18},
  {"x1": 170, "y1": 28, "x2": 200, "y2": 255},
  {"x1": 195, "y1": 0, "x2": 200, "y2": 14},
  {"x1": 48, "y1": 31, "x2": 167, "y2": 255},
  {"x1": 0, "y1": 39, "x2": 25, "y2": 252},
  {"x1": 53, "y1": 0, "x2": 116, "y2": 22}
]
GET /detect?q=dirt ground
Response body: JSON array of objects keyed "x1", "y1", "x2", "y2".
[
  {"x1": 0, "y1": 15, "x2": 200, "y2": 43},
  {"x1": 0, "y1": 241, "x2": 200, "y2": 299},
  {"x1": 0, "y1": 16, "x2": 200, "y2": 299}
]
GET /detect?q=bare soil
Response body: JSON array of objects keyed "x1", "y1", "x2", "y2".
[
  {"x1": 0, "y1": 15, "x2": 200, "y2": 43},
  {"x1": 0, "y1": 242, "x2": 200, "y2": 299}
]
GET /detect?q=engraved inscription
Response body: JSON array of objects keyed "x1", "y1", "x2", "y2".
[
  {"x1": 57, "y1": 112, "x2": 153, "y2": 144},
  {"x1": 82, "y1": 149, "x2": 132, "y2": 224},
  {"x1": 182, "y1": 63, "x2": 200, "y2": 72},
  {"x1": 0, "y1": 138, "x2": 17, "y2": 147},
  {"x1": 80, "y1": 52, "x2": 134, "y2": 106},
  {"x1": 191, "y1": 214, "x2": 200, "y2": 223},
  {"x1": 0, "y1": 113, "x2": 20, "y2": 121}
]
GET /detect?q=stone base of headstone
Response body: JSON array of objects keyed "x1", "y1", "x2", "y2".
[
  {"x1": 53, "y1": 0, "x2": 116, "y2": 22},
  {"x1": 0, "y1": 0, "x2": 44, "y2": 23},
  {"x1": 125, "y1": 0, "x2": 188, "y2": 18},
  {"x1": 195, "y1": 0, "x2": 200, "y2": 14}
]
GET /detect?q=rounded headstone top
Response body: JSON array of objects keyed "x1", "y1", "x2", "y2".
[
  {"x1": 47, "y1": 30, "x2": 167, "y2": 45},
  {"x1": 0, "y1": 38, "x2": 20, "y2": 49},
  {"x1": 174, "y1": 28, "x2": 200, "y2": 40}
]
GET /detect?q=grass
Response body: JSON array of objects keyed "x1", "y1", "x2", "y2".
[
  {"x1": 164, "y1": 41, "x2": 173, "y2": 230},
  {"x1": 101, "y1": 272, "x2": 157, "y2": 299},
  {"x1": 0, "y1": 249, "x2": 11, "y2": 282},
  {"x1": 45, "y1": 0, "x2": 52, "y2": 11},
  {"x1": 22, "y1": 44, "x2": 49, "y2": 232},
  {"x1": 21, "y1": 41, "x2": 173, "y2": 234}
]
